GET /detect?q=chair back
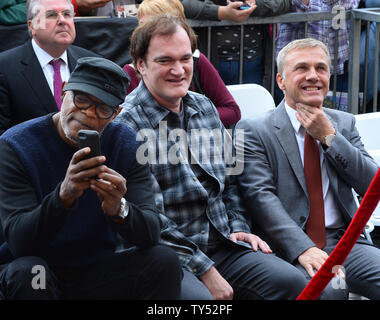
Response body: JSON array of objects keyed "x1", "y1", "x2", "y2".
[
  {"x1": 227, "y1": 84, "x2": 275, "y2": 119},
  {"x1": 355, "y1": 112, "x2": 380, "y2": 151}
]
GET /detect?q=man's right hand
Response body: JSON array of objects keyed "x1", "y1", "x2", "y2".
[
  {"x1": 200, "y1": 266, "x2": 234, "y2": 300},
  {"x1": 59, "y1": 147, "x2": 106, "y2": 208},
  {"x1": 298, "y1": 247, "x2": 345, "y2": 279},
  {"x1": 298, "y1": 247, "x2": 328, "y2": 278},
  {"x1": 218, "y1": 1, "x2": 257, "y2": 22}
]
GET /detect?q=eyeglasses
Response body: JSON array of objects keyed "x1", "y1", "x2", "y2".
[
  {"x1": 72, "y1": 91, "x2": 118, "y2": 120},
  {"x1": 45, "y1": 9, "x2": 74, "y2": 20}
]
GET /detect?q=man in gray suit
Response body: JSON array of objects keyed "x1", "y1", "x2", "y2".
[{"x1": 236, "y1": 38, "x2": 380, "y2": 299}]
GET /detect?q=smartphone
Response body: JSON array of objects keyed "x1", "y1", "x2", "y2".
[
  {"x1": 78, "y1": 129, "x2": 101, "y2": 160},
  {"x1": 232, "y1": 0, "x2": 251, "y2": 9},
  {"x1": 240, "y1": 1, "x2": 251, "y2": 9}
]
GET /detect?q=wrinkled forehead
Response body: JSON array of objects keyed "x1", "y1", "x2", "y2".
[
  {"x1": 148, "y1": 28, "x2": 192, "y2": 55},
  {"x1": 284, "y1": 46, "x2": 330, "y2": 69}
]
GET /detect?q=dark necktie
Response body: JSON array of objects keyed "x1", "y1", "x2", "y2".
[
  {"x1": 49, "y1": 59, "x2": 63, "y2": 109},
  {"x1": 304, "y1": 132, "x2": 326, "y2": 248}
]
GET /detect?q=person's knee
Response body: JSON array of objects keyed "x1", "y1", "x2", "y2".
[
  {"x1": 271, "y1": 268, "x2": 307, "y2": 300},
  {"x1": 148, "y1": 245, "x2": 181, "y2": 276},
  {"x1": 3, "y1": 256, "x2": 59, "y2": 300},
  {"x1": 144, "y1": 245, "x2": 182, "y2": 299},
  {"x1": 180, "y1": 269, "x2": 213, "y2": 300},
  {"x1": 319, "y1": 282, "x2": 348, "y2": 300},
  {"x1": 6, "y1": 256, "x2": 47, "y2": 275}
]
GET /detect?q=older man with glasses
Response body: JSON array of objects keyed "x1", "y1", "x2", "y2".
[
  {"x1": 0, "y1": 0, "x2": 98, "y2": 136},
  {"x1": 0, "y1": 56, "x2": 182, "y2": 300}
]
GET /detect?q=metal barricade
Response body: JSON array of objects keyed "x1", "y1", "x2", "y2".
[
  {"x1": 188, "y1": 10, "x2": 350, "y2": 108},
  {"x1": 348, "y1": 8, "x2": 380, "y2": 114}
]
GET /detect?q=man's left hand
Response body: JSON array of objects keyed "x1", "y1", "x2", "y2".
[
  {"x1": 295, "y1": 103, "x2": 335, "y2": 143},
  {"x1": 230, "y1": 232, "x2": 272, "y2": 253},
  {"x1": 89, "y1": 166, "x2": 127, "y2": 217}
]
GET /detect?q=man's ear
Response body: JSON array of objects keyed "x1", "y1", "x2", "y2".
[
  {"x1": 60, "y1": 82, "x2": 66, "y2": 101},
  {"x1": 112, "y1": 106, "x2": 123, "y2": 120},
  {"x1": 27, "y1": 19, "x2": 35, "y2": 36},
  {"x1": 276, "y1": 73, "x2": 285, "y2": 91},
  {"x1": 136, "y1": 58, "x2": 146, "y2": 77},
  {"x1": 60, "y1": 89, "x2": 67, "y2": 102}
]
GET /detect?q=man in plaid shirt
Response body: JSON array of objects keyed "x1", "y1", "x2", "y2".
[{"x1": 116, "y1": 15, "x2": 307, "y2": 300}]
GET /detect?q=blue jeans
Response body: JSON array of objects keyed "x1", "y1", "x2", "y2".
[
  {"x1": 365, "y1": 0, "x2": 380, "y2": 7},
  {"x1": 218, "y1": 56, "x2": 264, "y2": 85}
]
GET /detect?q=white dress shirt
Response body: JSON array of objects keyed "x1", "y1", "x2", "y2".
[
  {"x1": 31, "y1": 39, "x2": 70, "y2": 96},
  {"x1": 285, "y1": 102, "x2": 345, "y2": 228}
]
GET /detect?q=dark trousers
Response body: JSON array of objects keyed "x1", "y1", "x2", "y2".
[
  {"x1": 209, "y1": 243, "x2": 307, "y2": 300},
  {"x1": 323, "y1": 228, "x2": 380, "y2": 300},
  {"x1": 291, "y1": 228, "x2": 380, "y2": 300},
  {"x1": 0, "y1": 245, "x2": 182, "y2": 300}
]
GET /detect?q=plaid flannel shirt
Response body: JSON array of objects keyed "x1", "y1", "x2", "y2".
[
  {"x1": 276, "y1": 0, "x2": 359, "y2": 75},
  {"x1": 116, "y1": 82, "x2": 251, "y2": 276}
]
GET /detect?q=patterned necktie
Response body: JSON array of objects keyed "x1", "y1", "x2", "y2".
[
  {"x1": 49, "y1": 59, "x2": 63, "y2": 109},
  {"x1": 304, "y1": 132, "x2": 326, "y2": 249}
]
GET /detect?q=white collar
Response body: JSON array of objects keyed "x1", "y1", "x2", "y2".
[
  {"x1": 284, "y1": 101, "x2": 304, "y2": 135},
  {"x1": 31, "y1": 39, "x2": 68, "y2": 68}
]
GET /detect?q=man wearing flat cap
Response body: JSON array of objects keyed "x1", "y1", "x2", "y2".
[{"x1": 0, "y1": 57, "x2": 182, "y2": 300}]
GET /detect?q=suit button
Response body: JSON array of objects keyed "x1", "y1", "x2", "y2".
[{"x1": 300, "y1": 216, "x2": 306, "y2": 223}]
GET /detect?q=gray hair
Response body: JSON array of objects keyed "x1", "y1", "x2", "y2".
[
  {"x1": 26, "y1": 0, "x2": 74, "y2": 20},
  {"x1": 276, "y1": 38, "x2": 331, "y2": 78}
]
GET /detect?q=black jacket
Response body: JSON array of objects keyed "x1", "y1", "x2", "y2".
[{"x1": 0, "y1": 40, "x2": 98, "y2": 135}]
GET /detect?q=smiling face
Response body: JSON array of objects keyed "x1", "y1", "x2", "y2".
[
  {"x1": 276, "y1": 46, "x2": 330, "y2": 109},
  {"x1": 136, "y1": 26, "x2": 193, "y2": 112},
  {"x1": 28, "y1": 0, "x2": 76, "y2": 57}
]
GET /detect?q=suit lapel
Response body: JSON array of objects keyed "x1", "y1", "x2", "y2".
[
  {"x1": 20, "y1": 41, "x2": 58, "y2": 113},
  {"x1": 273, "y1": 102, "x2": 308, "y2": 196},
  {"x1": 67, "y1": 47, "x2": 77, "y2": 71}
]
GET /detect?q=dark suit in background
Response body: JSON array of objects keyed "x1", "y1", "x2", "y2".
[{"x1": 0, "y1": 40, "x2": 98, "y2": 135}]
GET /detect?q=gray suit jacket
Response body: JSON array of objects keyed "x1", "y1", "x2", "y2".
[{"x1": 236, "y1": 101, "x2": 379, "y2": 263}]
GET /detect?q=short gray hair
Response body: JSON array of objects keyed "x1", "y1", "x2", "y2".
[
  {"x1": 276, "y1": 38, "x2": 331, "y2": 77},
  {"x1": 26, "y1": 0, "x2": 74, "y2": 20}
]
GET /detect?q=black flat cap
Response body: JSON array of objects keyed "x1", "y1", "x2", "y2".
[{"x1": 63, "y1": 57, "x2": 130, "y2": 106}]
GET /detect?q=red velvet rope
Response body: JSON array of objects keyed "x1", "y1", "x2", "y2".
[{"x1": 297, "y1": 168, "x2": 380, "y2": 300}]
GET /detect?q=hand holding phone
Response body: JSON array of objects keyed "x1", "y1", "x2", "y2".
[{"x1": 60, "y1": 130, "x2": 104, "y2": 208}]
